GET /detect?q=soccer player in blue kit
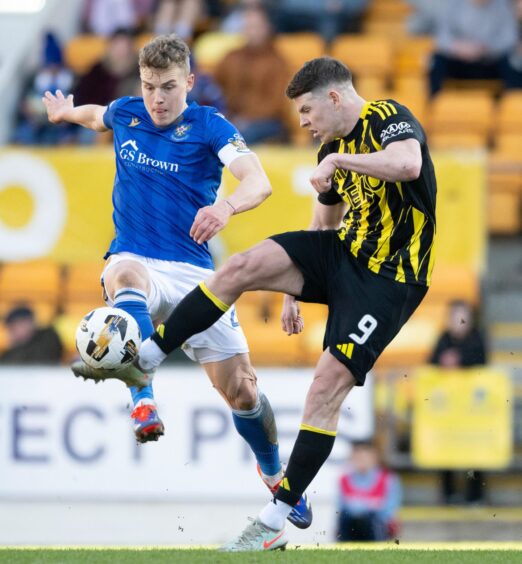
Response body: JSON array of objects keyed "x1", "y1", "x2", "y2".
[{"x1": 42, "y1": 34, "x2": 311, "y2": 529}]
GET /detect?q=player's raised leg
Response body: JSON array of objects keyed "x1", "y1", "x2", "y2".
[
  {"x1": 102, "y1": 259, "x2": 164, "y2": 443},
  {"x1": 138, "y1": 239, "x2": 304, "y2": 372},
  {"x1": 204, "y1": 354, "x2": 312, "y2": 529}
]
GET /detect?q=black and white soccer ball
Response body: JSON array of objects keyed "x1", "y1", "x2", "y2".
[{"x1": 75, "y1": 307, "x2": 141, "y2": 369}]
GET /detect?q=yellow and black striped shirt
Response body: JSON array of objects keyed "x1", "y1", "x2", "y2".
[{"x1": 318, "y1": 99, "x2": 436, "y2": 286}]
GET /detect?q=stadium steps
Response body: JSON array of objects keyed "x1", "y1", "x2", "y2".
[
  {"x1": 399, "y1": 506, "x2": 522, "y2": 541},
  {"x1": 399, "y1": 471, "x2": 522, "y2": 506}
]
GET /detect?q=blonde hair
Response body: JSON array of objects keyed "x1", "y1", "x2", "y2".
[{"x1": 139, "y1": 34, "x2": 190, "y2": 73}]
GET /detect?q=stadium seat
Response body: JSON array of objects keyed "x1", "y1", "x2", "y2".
[
  {"x1": 427, "y1": 90, "x2": 494, "y2": 139},
  {"x1": 192, "y1": 31, "x2": 245, "y2": 74},
  {"x1": 274, "y1": 32, "x2": 326, "y2": 74},
  {"x1": 330, "y1": 35, "x2": 394, "y2": 83},
  {"x1": 394, "y1": 36, "x2": 435, "y2": 77},
  {"x1": 487, "y1": 191, "x2": 521, "y2": 234},
  {"x1": 135, "y1": 32, "x2": 155, "y2": 51},
  {"x1": 425, "y1": 266, "x2": 480, "y2": 306},
  {"x1": 63, "y1": 262, "x2": 105, "y2": 313},
  {"x1": 0, "y1": 261, "x2": 62, "y2": 324},
  {"x1": 362, "y1": 0, "x2": 411, "y2": 36},
  {"x1": 428, "y1": 132, "x2": 488, "y2": 150},
  {"x1": 353, "y1": 77, "x2": 390, "y2": 100},
  {"x1": 497, "y1": 91, "x2": 522, "y2": 135},
  {"x1": 64, "y1": 34, "x2": 107, "y2": 75},
  {"x1": 493, "y1": 133, "x2": 522, "y2": 157}
]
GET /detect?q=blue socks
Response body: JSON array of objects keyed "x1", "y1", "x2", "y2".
[
  {"x1": 114, "y1": 287, "x2": 155, "y2": 405},
  {"x1": 232, "y1": 391, "x2": 281, "y2": 477}
]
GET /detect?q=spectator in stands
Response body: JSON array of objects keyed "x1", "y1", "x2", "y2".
[
  {"x1": 220, "y1": 0, "x2": 265, "y2": 33},
  {"x1": 406, "y1": 0, "x2": 449, "y2": 36},
  {"x1": 430, "y1": 299, "x2": 488, "y2": 504},
  {"x1": 72, "y1": 28, "x2": 139, "y2": 143},
  {"x1": 0, "y1": 306, "x2": 63, "y2": 365},
  {"x1": 214, "y1": 5, "x2": 289, "y2": 144},
  {"x1": 337, "y1": 440, "x2": 402, "y2": 542},
  {"x1": 82, "y1": 0, "x2": 156, "y2": 36},
  {"x1": 152, "y1": 0, "x2": 204, "y2": 41},
  {"x1": 428, "y1": 0, "x2": 519, "y2": 95},
  {"x1": 273, "y1": 0, "x2": 369, "y2": 44},
  {"x1": 187, "y1": 55, "x2": 227, "y2": 113},
  {"x1": 12, "y1": 32, "x2": 75, "y2": 145}
]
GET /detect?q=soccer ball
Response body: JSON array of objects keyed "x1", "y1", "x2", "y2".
[{"x1": 75, "y1": 307, "x2": 141, "y2": 370}]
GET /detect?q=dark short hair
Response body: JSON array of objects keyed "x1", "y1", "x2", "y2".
[
  {"x1": 139, "y1": 33, "x2": 190, "y2": 72},
  {"x1": 286, "y1": 57, "x2": 352, "y2": 99},
  {"x1": 5, "y1": 305, "x2": 34, "y2": 325}
]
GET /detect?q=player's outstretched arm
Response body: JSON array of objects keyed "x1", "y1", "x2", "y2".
[
  {"x1": 42, "y1": 90, "x2": 108, "y2": 132},
  {"x1": 190, "y1": 153, "x2": 272, "y2": 244}
]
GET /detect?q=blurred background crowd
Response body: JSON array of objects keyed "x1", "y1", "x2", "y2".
[{"x1": 1, "y1": 0, "x2": 522, "y2": 545}]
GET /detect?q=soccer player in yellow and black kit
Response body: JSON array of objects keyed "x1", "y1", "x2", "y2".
[{"x1": 78, "y1": 57, "x2": 437, "y2": 550}]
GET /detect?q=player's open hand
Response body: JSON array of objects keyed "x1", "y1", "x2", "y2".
[
  {"x1": 190, "y1": 200, "x2": 233, "y2": 244},
  {"x1": 42, "y1": 90, "x2": 74, "y2": 124},
  {"x1": 281, "y1": 294, "x2": 304, "y2": 336},
  {"x1": 310, "y1": 154, "x2": 337, "y2": 193}
]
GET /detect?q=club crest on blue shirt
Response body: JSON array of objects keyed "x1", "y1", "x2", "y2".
[
  {"x1": 228, "y1": 133, "x2": 250, "y2": 153},
  {"x1": 172, "y1": 123, "x2": 192, "y2": 141}
]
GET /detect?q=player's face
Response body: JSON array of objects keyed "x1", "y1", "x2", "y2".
[
  {"x1": 293, "y1": 91, "x2": 342, "y2": 144},
  {"x1": 140, "y1": 64, "x2": 194, "y2": 127}
]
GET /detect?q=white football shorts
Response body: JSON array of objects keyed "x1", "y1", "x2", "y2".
[{"x1": 101, "y1": 252, "x2": 249, "y2": 364}]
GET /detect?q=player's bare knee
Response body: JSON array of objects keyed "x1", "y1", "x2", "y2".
[
  {"x1": 105, "y1": 262, "x2": 149, "y2": 298},
  {"x1": 224, "y1": 367, "x2": 258, "y2": 410}
]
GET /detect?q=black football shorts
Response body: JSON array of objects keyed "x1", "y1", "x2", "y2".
[{"x1": 270, "y1": 230, "x2": 428, "y2": 385}]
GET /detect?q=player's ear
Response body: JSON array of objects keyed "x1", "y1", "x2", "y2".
[
  {"x1": 328, "y1": 89, "x2": 341, "y2": 109},
  {"x1": 186, "y1": 73, "x2": 195, "y2": 93}
]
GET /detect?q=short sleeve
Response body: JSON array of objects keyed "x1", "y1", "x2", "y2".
[
  {"x1": 372, "y1": 104, "x2": 424, "y2": 149},
  {"x1": 206, "y1": 110, "x2": 252, "y2": 167},
  {"x1": 103, "y1": 97, "x2": 126, "y2": 130}
]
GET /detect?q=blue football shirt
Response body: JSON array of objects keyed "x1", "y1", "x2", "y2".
[{"x1": 103, "y1": 97, "x2": 250, "y2": 269}]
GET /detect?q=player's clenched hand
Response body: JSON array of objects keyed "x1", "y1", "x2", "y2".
[
  {"x1": 310, "y1": 154, "x2": 337, "y2": 193},
  {"x1": 190, "y1": 200, "x2": 233, "y2": 244},
  {"x1": 42, "y1": 90, "x2": 74, "y2": 124},
  {"x1": 281, "y1": 295, "x2": 304, "y2": 336}
]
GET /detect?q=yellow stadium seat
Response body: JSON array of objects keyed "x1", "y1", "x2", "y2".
[
  {"x1": 0, "y1": 261, "x2": 61, "y2": 305},
  {"x1": 427, "y1": 90, "x2": 494, "y2": 138},
  {"x1": 135, "y1": 32, "x2": 155, "y2": 51},
  {"x1": 0, "y1": 323, "x2": 7, "y2": 354},
  {"x1": 353, "y1": 77, "x2": 390, "y2": 100},
  {"x1": 497, "y1": 91, "x2": 522, "y2": 135},
  {"x1": 429, "y1": 132, "x2": 488, "y2": 150},
  {"x1": 425, "y1": 266, "x2": 479, "y2": 306},
  {"x1": 63, "y1": 262, "x2": 105, "y2": 314},
  {"x1": 330, "y1": 35, "x2": 394, "y2": 82},
  {"x1": 274, "y1": 32, "x2": 326, "y2": 74},
  {"x1": 0, "y1": 261, "x2": 61, "y2": 324},
  {"x1": 487, "y1": 191, "x2": 521, "y2": 234},
  {"x1": 65, "y1": 34, "x2": 107, "y2": 75},
  {"x1": 192, "y1": 31, "x2": 245, "y2": 74},
  {"x1": 493, "y1": 133, "x2": 522, "y2": 157},
  {"x1": 394, "y1": 36, "x2": 434, "y2": 77}
]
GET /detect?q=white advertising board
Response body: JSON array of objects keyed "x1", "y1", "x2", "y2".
[{"x1": 0, "y1": 367, "x2": 373, "y2": 502}]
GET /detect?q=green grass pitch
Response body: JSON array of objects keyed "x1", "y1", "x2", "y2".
[{"x1": 2, "y1": 544, "x2": 522, "y2": 564}]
